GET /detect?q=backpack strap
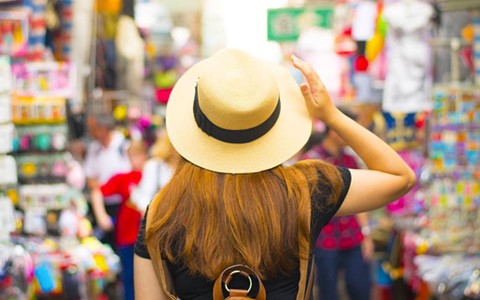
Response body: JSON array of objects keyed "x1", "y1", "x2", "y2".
[
  {"x1": 296, "y1": 200, "x2": 314, "y2": 300},
  {"x1": 145, "y1": 207, "x2": 177, "y2": 300}
]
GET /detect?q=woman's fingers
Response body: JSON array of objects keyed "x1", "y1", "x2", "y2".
[
  {"x1": 300, "y1": 82, "x2": 316, "y2": 113},
  {"x1": 292, "y1": 55, "x2": 325, "y2": 99}
]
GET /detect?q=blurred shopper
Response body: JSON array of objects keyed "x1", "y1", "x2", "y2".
[
  {"x1": 130, "y1": 130, "x2": 179, "y2": 213},
  {"x1": 91, "y1": 140, "x2": 148, "y2": 300},
  {"x1": 84, "y1": 112, "x2": 131, "y2": 247},
  {"x1": 302, "y1": 109, "x2": 373, "y2": 300},
  {"x1": 133, "y1": 49, "x2": 415, "y2": 299}
]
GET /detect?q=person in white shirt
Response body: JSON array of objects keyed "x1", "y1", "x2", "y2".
[
  {"x1": 130, "y1": 130, "x2": 178, "y2": 213},
  {"x1": 84, "y1": 112, "x2": 131, "y2": 247}
]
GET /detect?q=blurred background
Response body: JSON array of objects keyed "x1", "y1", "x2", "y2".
[{"x1": 0, "y1": 0, "x2": 479, "y2": 299}]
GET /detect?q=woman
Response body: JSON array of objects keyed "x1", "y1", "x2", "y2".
[
  {"x1": 134, "y1": 49, "x2": 415, "y2": 299},
  {"x1": 130, "y1": 130, "x2": 179, "y2": 213}
]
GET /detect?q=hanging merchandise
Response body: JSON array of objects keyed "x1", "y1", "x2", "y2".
[
  {"x1": 0, "y1": 7, "x2": 30, "y2": 58},
  {"x1": 474, "y1": 17, "x2": 480, "y2": 85},
  {"x1": 115, "y1": 15, "x2": 145, "y2": 98},
  {"x1": 353, "y1": 54, "x2": 374, "y2": 102},
  {"x1": 411, "y1": 86, "x2": 480, "y2": 257},
  {"x1": 366, "y1": 1, "x2": 387, "y2": 63},
  {"x1": 351, "y1": 0, "x2": 377, "y2": 47},
  {"x1": 24, "y1": 0, "x2": 48, "y2": 60},
  {"x1": 382, "y1": 0, "x2": 433, "y2": 113}
]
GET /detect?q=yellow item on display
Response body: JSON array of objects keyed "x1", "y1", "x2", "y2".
[
  {"x1": 416, "y1": 241, "x2": 429, "y2": 255},
  {"x1": 93, "y1": 254, "x2": 109, "y2": 274},
  {"x1": 461, "y1": 24, "x2": 474, "y2": 43},
  {"x1": 366, "y1": 31, "x2": 385, "y2": 62},
  {"x1": 96, "y1": 0, "x2": 122, "y2": 14},
  {"x1": 7, "y1": 189, "x2": 19, "y2": 206},
  {"x1": 21, "y1": 163, "x2": 37, "y2": 177},
  {"x1": 113, "y1": 105, "x2": 127, "y2": 121},
  {"x1": 78, "y1": 218, "x2": 93, "y2": 238}
]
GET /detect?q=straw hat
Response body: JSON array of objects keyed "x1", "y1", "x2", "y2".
[{"x1": 166, "y1": 48, "x2": 312, "y2": 173}]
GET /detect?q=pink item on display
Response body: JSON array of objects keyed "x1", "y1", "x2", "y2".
[
  {"x1": 382, "y1": 0, "x2": 433, "y2": 113},
  {"x1": 11, "y1": 62, "x2": 75, "y2": 97},
  {"x1": 386, "y1": 149, "x2": 425, "y2": 215},
  {"x1": 474, "y1": 17, "x2": 480, "y2": 85},
  {"x1": 155, "y1": 87, "x2": 173, "y2": 104}
]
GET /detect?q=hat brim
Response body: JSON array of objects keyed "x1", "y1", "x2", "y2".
[{"x1": 166, "y1": 56, "x2": 312, "y2": 174}]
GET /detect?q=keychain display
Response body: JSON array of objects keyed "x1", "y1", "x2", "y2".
[
  {"x1": 18, "y1": 183, "x2": 69, "y2": 211},
  {"x1": 12, "y1": 124, "x2": 68, "y2": 153},
  {"x1": 11, "y1": 95, "x2": 66, "y2": 125},
  {"x1": 16, "y1": 153, "x2": 68, "y2": 183},
  {"x1": 430, "y1": 87, "x2": 480, "y2": 175},
  {"x1": 414, "y1": 255, "x2": 480, "y2": 299}
]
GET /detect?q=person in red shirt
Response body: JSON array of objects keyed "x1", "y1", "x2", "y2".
[
  {"x1": 90, "y1": 140, "x2": 148, "y2": 300},
  {"x1": 301, "y1": 109, "x2": 374, "y2": 300}
]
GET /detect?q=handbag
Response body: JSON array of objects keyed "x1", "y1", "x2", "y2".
[{"x1": 146, "y1": 203, "x2": 315, "y2": 300}]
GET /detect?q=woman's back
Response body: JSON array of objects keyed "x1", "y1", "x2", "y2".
[{"x1": 135, "y1": 160, "x2": 351, "y2": 298}]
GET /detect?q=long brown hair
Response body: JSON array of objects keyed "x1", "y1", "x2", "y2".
[{"x1": 146, "y1": 157, "x2": 343, "y2": 280}]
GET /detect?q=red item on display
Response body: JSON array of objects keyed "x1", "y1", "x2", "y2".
[
  {"x1": 354, "y1": 55, "x2": 369, "y2": 72},
  {"x1": 155, "y1": 87, "x2": 173, "y2": 104}
]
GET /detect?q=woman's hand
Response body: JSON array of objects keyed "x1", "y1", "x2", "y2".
[{"x1": 291, "y1": 55, "x2": 338, "y2": 123}]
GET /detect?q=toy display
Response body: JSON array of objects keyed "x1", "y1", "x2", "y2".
[
  {"x1": 11, "y1": 62, "x2": 75, "y2": 97},
  {"x1": 12, "y1": 124, "x2": 68, "y2": 153},
  {"x1": 16, "y1": 153, "x2": 68, "y2": 183},
  {"x1": 11, "y1": 95, "x2": 66, "y2": 124}
]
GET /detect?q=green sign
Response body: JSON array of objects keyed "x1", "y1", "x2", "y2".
[{"x1": 267, "y1": 7, "x2": 334, "y2": 42}]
